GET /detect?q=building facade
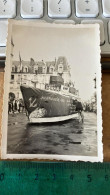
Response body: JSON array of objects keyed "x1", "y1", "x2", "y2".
[{"x1": 10, "y1": 57, "x2": 75, "y2": 99}]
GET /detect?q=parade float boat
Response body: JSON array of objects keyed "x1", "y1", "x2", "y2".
[{"x1": 20, "y1": 75, "x2": 80, "y2": 123}]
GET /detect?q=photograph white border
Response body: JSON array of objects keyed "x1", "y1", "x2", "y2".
[{"x1": 1, "y1": 20, "x2": 103, "y2": 162}]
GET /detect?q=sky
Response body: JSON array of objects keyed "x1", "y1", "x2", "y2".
[{"x1": 12, "y1": 23, "x2": 100, "y2": 101}]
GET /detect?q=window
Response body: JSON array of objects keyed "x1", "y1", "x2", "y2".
[
  {"x1": 12, "y1": 67, "x2": 15, "y2": 72},
  {"x1": 43, "y1": 67, "x2": 46, "y2": 74},
  {"x1": 34, "y1": 67, "x2": 38, "y2": 74},
  {"x1": 24, "y1": 75, "x2": 27, "y2": 80},
  {"x1": 38, "y1": 67, "x2": 42, "y2": 74},
  {"x1": 24, "y1": 67, "x2": 28, "y2": 73},
  {"x1": 17, "y1": 66, "x2": 20, "y2": 72},
  {"x1": 23, "y1": 66, "x2": 28, "y2": 73},
  {"x1": 25, "y1": 67, "x2": 28, "y2": 72},
  {"x1": 35, "y1": 70, "x2": 38, "y2": 74},
  {"x1": 11, "y1": 75, "x2": 14, "y2": 80},
  {"x1": 50, "y1": 67, "x2": 54, "y2": 74},
  {"x1": 58, "y1": 64, "x2": 63, "y2": 74},
  {"x1": 18, "y1": 75, "x2": 21, "y2": 81},
  {"x1": 47, "y1": 67, "x2": 49, "y2": 73}
]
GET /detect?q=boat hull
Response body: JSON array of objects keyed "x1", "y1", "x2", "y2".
[
  {"x1": 29, "y1": 113, "x2": 78, "y2": 123},
  {"x1": 20, "y1": 85, "x2": 78, "y2": 123}
]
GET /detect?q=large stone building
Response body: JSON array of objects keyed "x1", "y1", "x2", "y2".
[{"x1": 10, "y1": 57, "x2": 74, "y2": 99}]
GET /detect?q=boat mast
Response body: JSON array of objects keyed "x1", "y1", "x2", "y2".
[{"x1": 19, "y1": 51, "x2": 23, "y2": 85}]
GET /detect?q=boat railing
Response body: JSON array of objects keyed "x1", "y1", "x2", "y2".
[{"x1": 45, "y1": 84, "x2": 61, "y2": 92}]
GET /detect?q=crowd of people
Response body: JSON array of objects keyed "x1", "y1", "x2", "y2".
[
  {"x1": 8, "y1": 99, "x2": 25, "y2": 114},
  {"x1": 83, "y1": 102, "x2": 97, "y2": 113}
]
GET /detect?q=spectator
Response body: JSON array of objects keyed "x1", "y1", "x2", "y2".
[{"x1": 75, "y1": 100, "x2": 84, "y2": 123}]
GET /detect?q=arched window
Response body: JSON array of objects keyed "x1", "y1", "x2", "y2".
[
  {"x1": 23, "y1": 66, "x2": 28, "y2": 73},
  {"x1": 25, "y1": 67, "x2": 28, "y2": 73}
]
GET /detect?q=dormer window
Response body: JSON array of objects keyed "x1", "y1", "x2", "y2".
[
  {"x1": 25, "y1": 68, "x2": 27, "y2": 72},
  {"x1": 15, "y1": 66, "x2": 17, "y2": 72},
  {"x1": 34, "y1": 68, "x2": 38, "y2": 74},
  {"x1": 38, "y1": 66, "x2": 42, "y2": 74},
  {"x1": 17, "y1": 66, "x2": 20, "y2": 72},
  {"x1": 23, "y1": 66, "x2": 28, "y2": 73},
  {"x1": 34, "y1": 66, "x2": 38, "y2": 74},
  {"x1": 58, "y1": 63, "x2": 63, "y2": 74},
  {"x1": 50, "y1": 67, "x2": 53, "y2": 73},
  {"x1": 42, "y1": 66, "x2": 47, "y2": 74},
  {"x1": 49, "y1": 65, "x2": 54, "y2": 74}
]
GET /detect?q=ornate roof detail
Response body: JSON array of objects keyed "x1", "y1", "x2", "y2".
[{"x1": 12, "y1": 57, "x2": 70, "y2": 74}]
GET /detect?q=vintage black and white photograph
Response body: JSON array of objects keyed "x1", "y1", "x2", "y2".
[{"x1": 2, "y1": 20, "x2": 102, "y2": 161}]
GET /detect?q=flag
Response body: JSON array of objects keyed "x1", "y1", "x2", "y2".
[
  {"x1": 11, "y1": 37, "x2": 14, "y2": 47},
  {"x1": 19, "y1": 52, "x2": 22, "y2": 72},
  {"x1": 10, "y1": 37, "x2": 14, "y2": 57}
]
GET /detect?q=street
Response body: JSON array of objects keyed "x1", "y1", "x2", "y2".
[{"x1": 7, "y1": 112, "x2": 97, "y2": 156}]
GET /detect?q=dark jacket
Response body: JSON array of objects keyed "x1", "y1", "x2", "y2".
[{"x1": 76, "y1": 101, "x2": 83, "y2": 111}]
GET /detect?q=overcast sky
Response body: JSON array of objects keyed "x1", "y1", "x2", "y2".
[{"x1": 12, "y1": 23, "x2": 100, "y2": 101}]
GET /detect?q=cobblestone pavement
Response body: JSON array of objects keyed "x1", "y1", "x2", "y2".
[{"x1": 7, "y1": 112, "x2": 97, "y2": 156}]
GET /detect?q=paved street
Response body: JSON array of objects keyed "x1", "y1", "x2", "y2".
[{"x1": 7, "y1": 112, "x2": 97, "y2": 156}]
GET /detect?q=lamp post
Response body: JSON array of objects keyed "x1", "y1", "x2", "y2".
[
  {"x1": 94, "y1": 74, "x2": 96, "y2": 89},
  {"x1": 93, "y1": 74, "x2": 97, "y2": 113}
]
